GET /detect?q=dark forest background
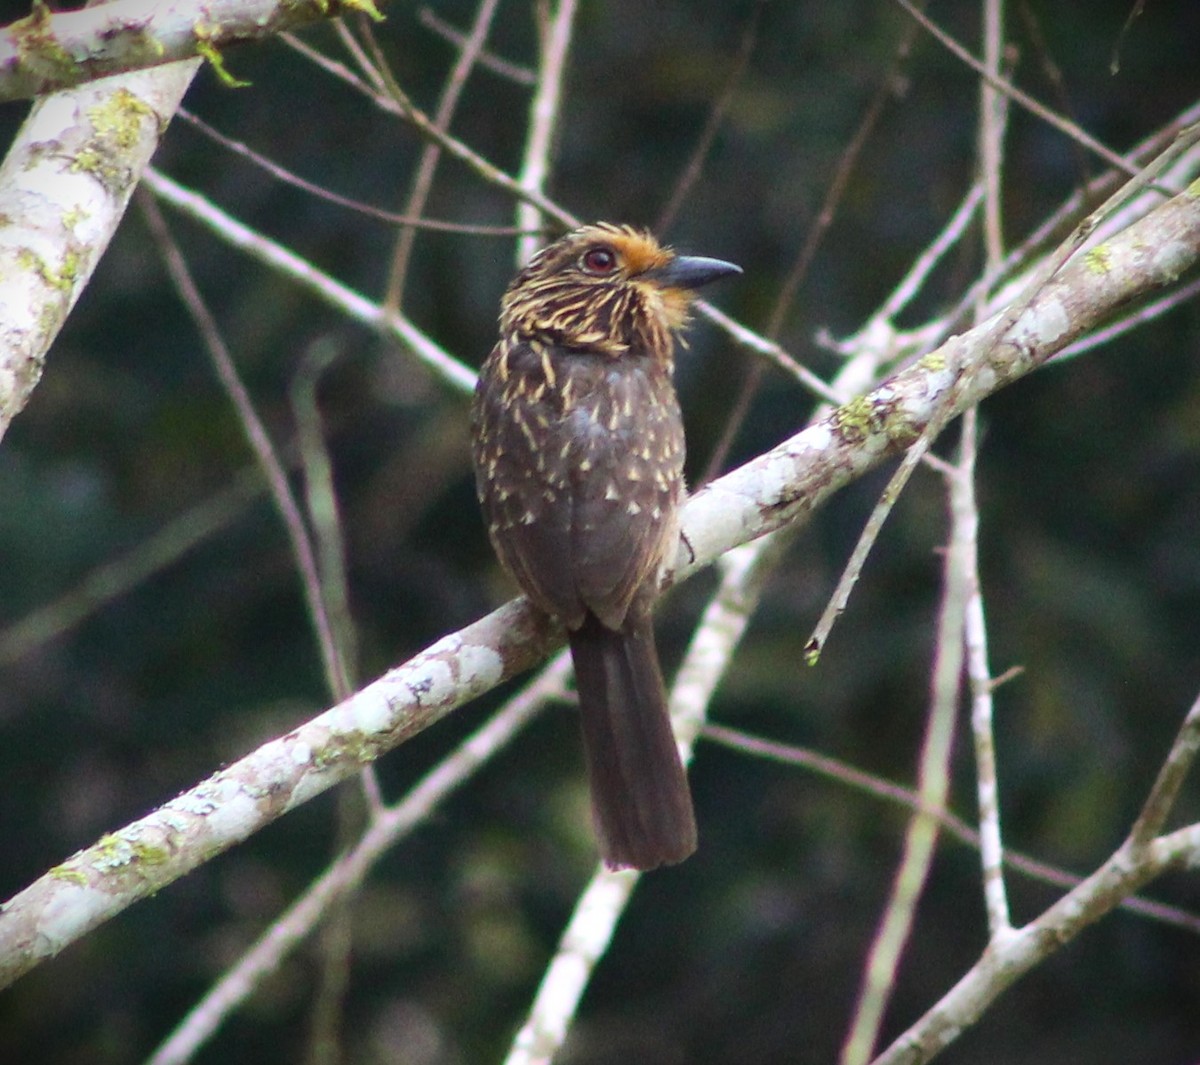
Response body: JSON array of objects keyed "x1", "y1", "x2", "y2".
[{"x1": 2, "y1": 1, "x2": 1200, "y2": 1062}]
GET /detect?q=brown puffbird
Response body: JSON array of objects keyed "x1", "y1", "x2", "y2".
[{"x1": 470, "y1": 223, "x2": 740, "y2": 870}]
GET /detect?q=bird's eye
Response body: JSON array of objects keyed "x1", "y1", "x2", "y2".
[{"x1": 581, "y1": 246, "x2": 618, "y2": 275}]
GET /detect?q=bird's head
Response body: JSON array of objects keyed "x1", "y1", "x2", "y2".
[{"x1": 500, "y1": 223, "x2": 741, "y2": 358}]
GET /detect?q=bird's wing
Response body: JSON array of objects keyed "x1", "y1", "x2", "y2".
[
  {"x1": 567, "y1": 357, "x2": 683, "y2": 631},
  {"x1": 471, "y1": 339, "x2": 586, "y2": 626}
]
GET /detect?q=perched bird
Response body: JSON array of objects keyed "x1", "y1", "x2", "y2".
[{"x1": 470, "y1": 223, "x2": 740, "y2": 870}]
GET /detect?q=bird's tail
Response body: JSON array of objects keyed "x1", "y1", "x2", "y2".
[{"x1": 568, "y1": 613, "x2": 697, "y2": 870}]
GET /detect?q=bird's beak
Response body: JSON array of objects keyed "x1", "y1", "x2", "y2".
[{"x1": 647, "y1": 255, "x2": 742, "y2": 290}]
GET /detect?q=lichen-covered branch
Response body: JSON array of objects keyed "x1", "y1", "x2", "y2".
[
  {"x1": 680, "y1": 179, "x2": 1200, "y2": 573},
  {"x1": 0, "y1": 61, "x2": 199, "y2": 443},
  {"x1": 0, "y1": 0, "x2": 382, "y2": 104},
  {"x1": 0, "y1": 596, "x2": 559, "y2": 990}
]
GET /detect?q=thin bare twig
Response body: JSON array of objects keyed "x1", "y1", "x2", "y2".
[
  {"x1": 875, "y1": 184, "x2": 985, "y2": 326},
  {"x1": 417, "y1": 6, "x2": 536, "y2": 85},
  {"x1": 1127, "y1": 692, "x2": 1200, "y2": 848},
  {"x1": 978, "y1": 0, "x2": 1007, "y2": 264},
  {"x1": 968, "y1": 0, "x2": 1011, "y2": 939},
  {"x1": 0, "y1": 470, "x2": 262, "y2": 666},
  {"x1": 285, "y1": 26, "x2": 578, "y2": 269},
  {"x1": 959, "y1": 409, "x2": 1009, "y2": 934},
  {"x1": 177, "y1": 109, "x2": 524, "y2": 235},
  {"x1": 839, "y1": 452, "x2": 970, "y2": 1065},
  {"x1": 515, "y1": 0, "x2": 579, "y2": 265},
  {"x1": 702, "y1": 723, "x2": 1200, "y2": 933},
  {"x1": 803, "y1": 400, "x2": 947, "y2": 663},
  {"x1": 1108, "y1": 0, "x2": 1147, "y2": 76},
  {"x1": 291, "y1": 340, "x2": 361, "y2": 700},
  {"x1": 381, "y1": 0, "x2": 506, "y2": 307},
  {"x1": 890, "y1": 0, "x2": 1140, "y2": 177},
  {"x1": 655, "y1": 0, "x2": 764, "y2": 235},
  {"x1": 138, "y1": 193, "x2": 351, "y2": 701},
  {"x1": 695, "y1": 302, "x2": 843, "y2": 404},
  {"x1": 331, "y1": 18, "x2": 389, "y2": 97}
]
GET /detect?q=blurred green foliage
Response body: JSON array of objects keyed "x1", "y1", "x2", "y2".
[{"x1": 2, "y1": 1, "x2": 1200, "y2": 1062}]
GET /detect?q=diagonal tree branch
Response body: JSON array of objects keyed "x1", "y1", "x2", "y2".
[{"x1": 680, "y1": 179, "x2": 1200, "y2": 573}]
